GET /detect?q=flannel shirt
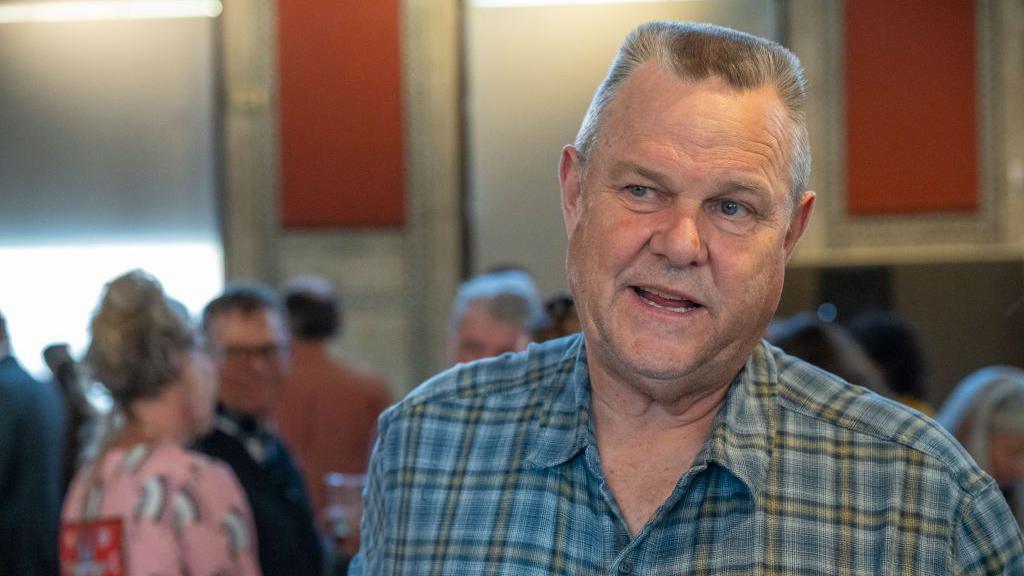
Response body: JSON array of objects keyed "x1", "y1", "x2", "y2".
[{"x1": 351, "y1": 334, "x2": 1024, "y2": 575}]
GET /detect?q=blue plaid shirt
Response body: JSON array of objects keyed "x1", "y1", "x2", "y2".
[{"x1": 351, "y1": 334, "x2": 1023, "y2": 575}]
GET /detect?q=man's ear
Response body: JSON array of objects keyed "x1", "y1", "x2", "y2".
[
  {"x1": 559, "y1": 145, "x2": 585, "y2": 238},
  {"x1": 783, "y1": 190, "x2": 815, "y2": 261}
]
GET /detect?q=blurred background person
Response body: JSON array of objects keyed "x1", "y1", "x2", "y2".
[
  {"x1": 194, "y1": 283, "x2": 323, "y2": 576},
  {"x1": 768, "y1": 312, "x2": 892, "y2": 398},
  {"x1": 275, "y1": 275, "x2": 392, "y2": 572},
  {"x1": 848, "y1": 311, "x2": 934, "y2": 415},
  {"x1": 43, "y1": 342, "x2": 98, "y2": 494},
  {"x1": 0, "y1": 309, "x2": 64, "y2": 576},
  {"x1": 60, "y1": 270, "x2": 259, "y2": 575},
  {"x1": 448, "y1": 269, "x2": 547, "y2": 364},
  {"x1": 534, "y1": 292, "x2": 580, "y2": 342},
  {"x1": 937, "y1": 366, "x2": 1024, "y2": 529}
]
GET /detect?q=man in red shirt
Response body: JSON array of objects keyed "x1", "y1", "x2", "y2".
[{"x1": 275, "y1": 275, "x2": 393, "y2": 515}]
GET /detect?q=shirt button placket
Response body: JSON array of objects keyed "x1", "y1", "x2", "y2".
[{"x1": 617, "y1": 558, "x2": 633, "y2": 575}]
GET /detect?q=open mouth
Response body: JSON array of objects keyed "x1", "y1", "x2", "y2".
[{"x1": 633, "y1": 286, "x2": 702, "y2": 313}]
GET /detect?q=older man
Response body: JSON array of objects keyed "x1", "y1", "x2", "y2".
[
  {"x1": 193, "y1": 283, "x2": 323, "y2": 576},
  {"x1": 352, "y1": 22, "x2": 1023, "y2": 574},
  {"x1": 276, "y1": 275, "x2": 393, "y2": 512},
  {"x1": 447, "y1": 269, "x2": 546, "y2": 364}
]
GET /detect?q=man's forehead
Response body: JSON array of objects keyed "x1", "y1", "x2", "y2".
[
  {"x1": 608, "y1": 65, "x2": 786, "y2": 130},
  {"x1": 460, "y1": 301, "x2": 525, "y2": 333},
  {"x1": 210, "y1": 307, "x2": 286, "y2": 343},
  {"x1": 592, "y1": 66, "x2": 792, "y2": 190}
]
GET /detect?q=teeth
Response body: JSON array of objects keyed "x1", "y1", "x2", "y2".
[
  {"x1": 646, "y1": 288, "x2": 684, "y2": 300},
  {"x1": 638, "y1": 292, "x2": 699, "y2": 313}
]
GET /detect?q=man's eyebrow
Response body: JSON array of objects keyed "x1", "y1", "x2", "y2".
[
  {"x1": 607, "y1": 161, "x2": 673, "y2": 189},
  {"x1": 713, "y1": 177, "x2": 773, "y2": 197}
]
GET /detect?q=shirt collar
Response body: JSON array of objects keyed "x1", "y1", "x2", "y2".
[
  {"x1": 215, "y1": 403, "x2": 266, "y2": 435},
  {"x1": 526, "y1": 335, "x2": 778, "y2": 496},
  {"x1": 526, "y1": 334, "x2": 591, "y2": 469},
  {"x1": 697, "y1": 340, "x2": 778, "y2": 495},
  {"x1": 214, "y1": 404, "x2": 279, "y2": 464}
]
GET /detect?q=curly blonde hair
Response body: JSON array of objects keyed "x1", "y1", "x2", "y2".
[{"x1": 86, "y1": 270, "x2": 194, "y2": 405}]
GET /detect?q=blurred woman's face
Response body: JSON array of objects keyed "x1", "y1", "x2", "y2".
[
  {"x1": 181, "y1": 349, "x2": 219, "y2": 436},
  {"x1": 989, "y1": 430, "x2": 1024, "y2": 487}
]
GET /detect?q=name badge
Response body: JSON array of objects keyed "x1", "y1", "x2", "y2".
[{"x1": 60, "y1": 517, "x2": 126, "y2": 576}]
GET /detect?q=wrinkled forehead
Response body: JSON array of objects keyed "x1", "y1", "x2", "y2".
[
  {"x1": 596, "y1": 69, "x2": 794, "y2": 188},
  {"x1": 607, "y1": 67, "x2": 789, "y2": 140}
]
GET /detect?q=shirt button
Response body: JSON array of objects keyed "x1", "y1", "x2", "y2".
[{"x1": 618, "y1": 559, "x2": 633, "y2": 574}]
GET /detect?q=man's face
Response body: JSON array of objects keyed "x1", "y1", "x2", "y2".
[
  {"x1": 450, "y1": 301, "x2": 530, "y2": 365},
  {"x1": 207, "y1": 307, "x2": 290, "y2": 419},
  {"x1": 560, "y1": 65, "x2": 814, "y2": 402},
  {"x1": 989, "y1": 429, "x2": 1024, "y2": 487}
]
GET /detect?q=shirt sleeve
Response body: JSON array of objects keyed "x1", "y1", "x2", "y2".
[
  {"x1": 952, "y1": 480, "x2": 1024, "y2": 575},
  {"x1": 348, "y1": 414, "x2": 391, "y2": 576},
  {"x1": 176, "y1": 461, "x2": 263, "y2": 576}
]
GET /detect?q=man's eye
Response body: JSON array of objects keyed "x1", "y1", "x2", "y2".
[
  {"x1": 718, "y1": 199, "x2": 748, "y2": 217},
  {"x1": 626, "y1": 185, "x2": 653, "y2": 198}
]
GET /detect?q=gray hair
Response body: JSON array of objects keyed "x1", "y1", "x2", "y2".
[
  {"x1": 87, "y1": 270, "x2": 194, "y2": 406},
  {"x1": 575, "y1": 21, "x2": 810, "y2": 205},
  {"x1": 449, "y1": 270, "x2": 547, "y2": 335},
  {"x1": 937, "y1": 365, "x2": 1024, "y2": 471}
]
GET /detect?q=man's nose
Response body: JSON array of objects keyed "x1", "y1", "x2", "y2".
[
  {"x1": 245, "y1": 354, "x2": 271, "y2": 369},
  {"x1": 648, "y1": 205, "x2": 708, "y2": 267}
]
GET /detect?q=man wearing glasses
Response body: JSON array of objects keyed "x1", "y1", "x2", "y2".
[{"x1": 195, "y1": 283, "x2": 324, "y2": 576}]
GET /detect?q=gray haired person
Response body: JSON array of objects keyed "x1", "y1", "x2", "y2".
[
  {"x1": 447, "y1": 269, "x2": 546, "y2": 364},
  {"x1": 939, "y1": 366, "x2": 1024, "y2": 530}
]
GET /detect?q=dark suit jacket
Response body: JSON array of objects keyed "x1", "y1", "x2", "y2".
[
  {"x1": 0, "y1": 355, "x2": 65, "y2": 576},
  {"x1": 194, "y1": 420, "x2": 324, "y2": 576}
]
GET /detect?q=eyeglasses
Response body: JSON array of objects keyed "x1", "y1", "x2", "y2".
[{"x1": 214, "y1": 342, "x2": 288, "y2": 363}]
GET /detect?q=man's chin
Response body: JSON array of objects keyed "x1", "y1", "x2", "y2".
[
  {"x1": 603, "y1": 342, "x2": 700, "y2": 382},
  {"x1": 602, "y1": 338, "x2": 742, "y2": 392}
]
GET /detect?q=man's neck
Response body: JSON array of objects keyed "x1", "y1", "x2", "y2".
[
  {"x1": 589, "y1": 365, "x2": 729, "y2": 455},
  {"x1": 290, "y1": 338, "x2": 330, "y2": 358},
  {"x1": 586, "y1": 353, "x2": 734, "y2": 536},
  {"x1": 217, "y1": 403, "x2": 270, "y2": 433},
  {"x1": 586, "y1": 350, "x2": 733, "y2": 435}
]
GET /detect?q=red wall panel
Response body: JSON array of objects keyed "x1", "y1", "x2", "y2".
[
  {"x1": 278, "y1": 0, "x2": 405, "y2": 227},
  {"x1": 844, "y1": 0, "x2": 978, "y2": 215}
]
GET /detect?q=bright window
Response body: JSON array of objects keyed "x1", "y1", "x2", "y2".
[
  {"x1": 0, "y1": 6, "x2": 222, "y2": 380},
  {"x1": 0, "y1": 242, "x2": 223, "y2": 379}
]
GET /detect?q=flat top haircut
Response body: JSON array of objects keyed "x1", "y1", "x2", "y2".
[
  {"x1": 201, "y1": 281, "x2": 285, "y2": 336},
  {"x1": 575, "y1": 21, "x2": 810, "y2": 205}
]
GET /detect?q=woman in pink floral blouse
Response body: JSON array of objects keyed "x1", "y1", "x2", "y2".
[{"x1": 61, "y1": 270, "x2": 261, "y2": 576}]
